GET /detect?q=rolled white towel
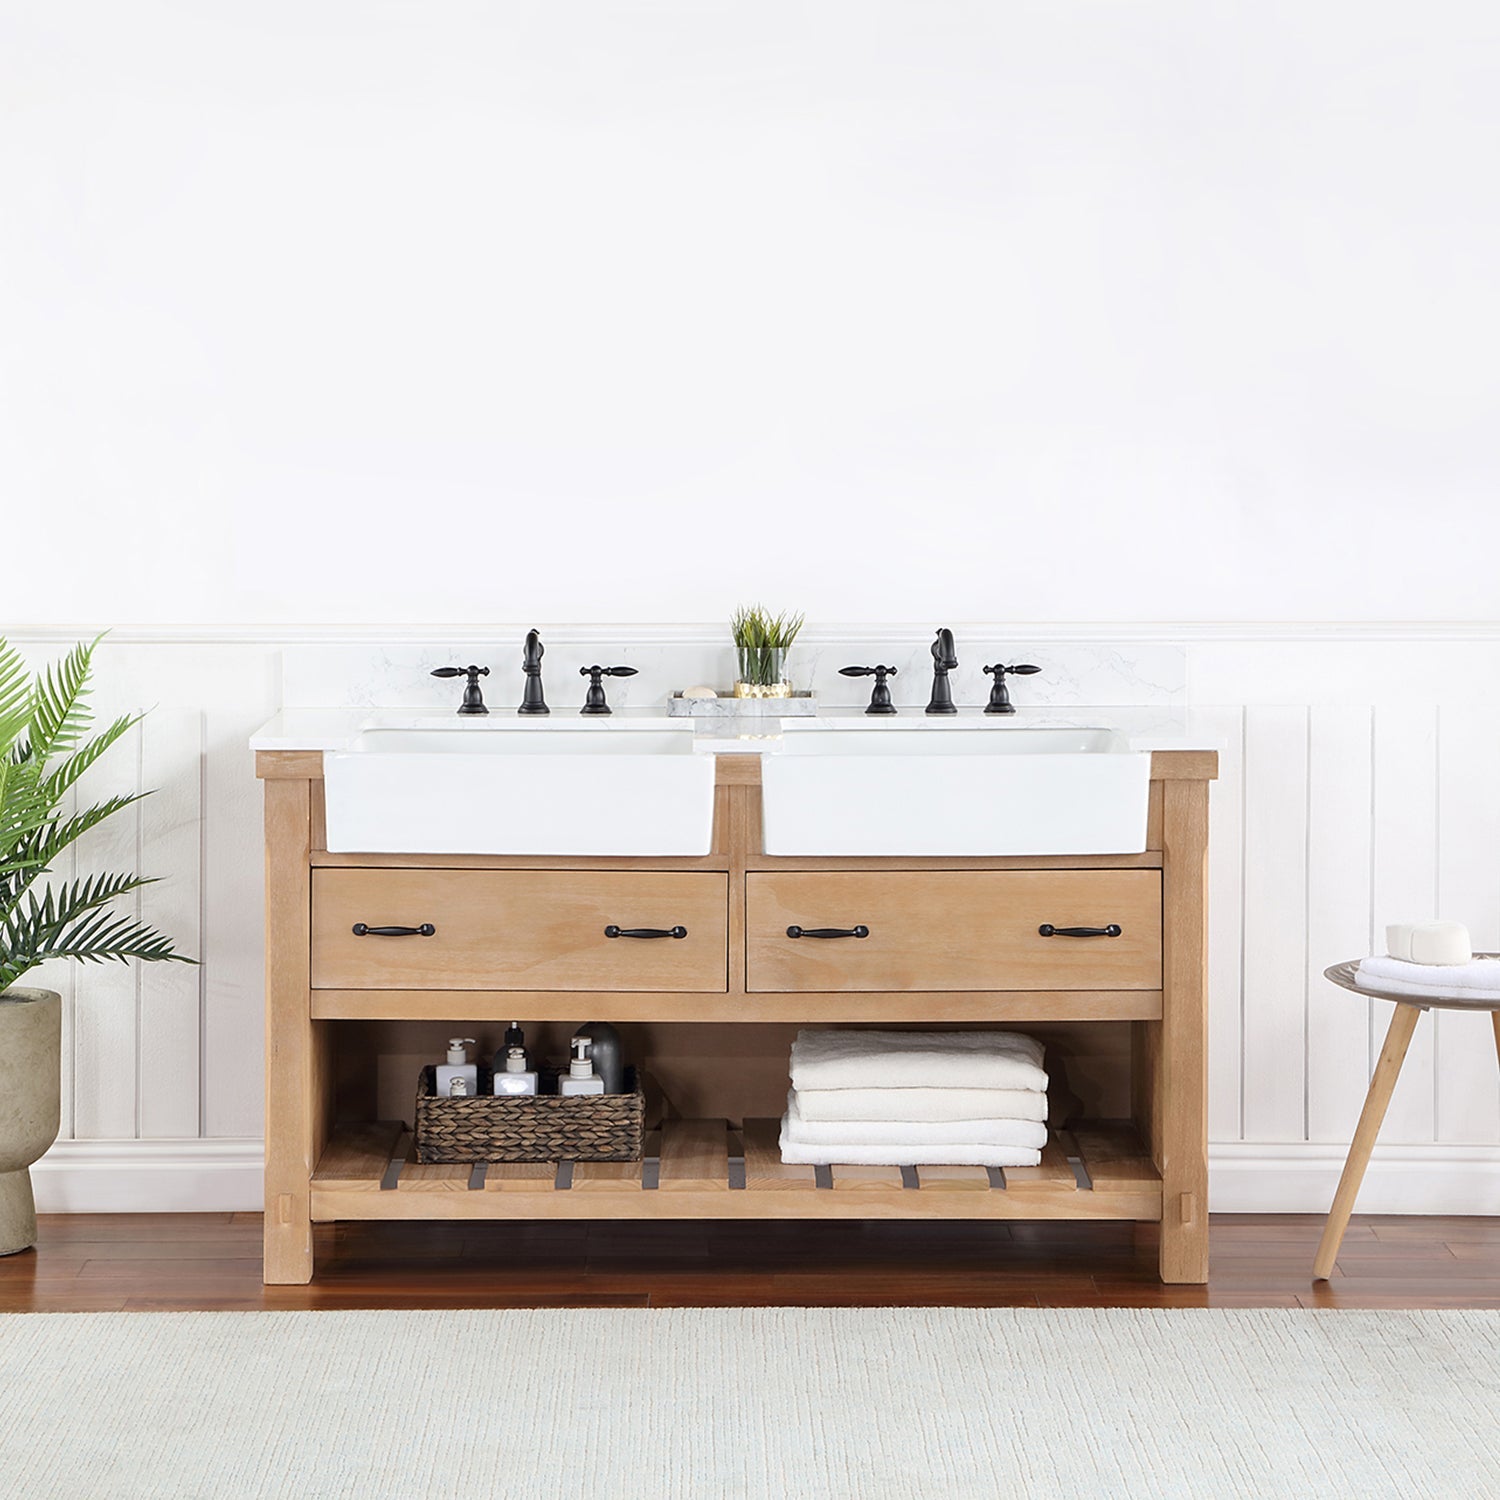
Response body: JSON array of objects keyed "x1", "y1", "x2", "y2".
[
  {"x1": 793, "y1": 1085, "x2": 1048, "y2": 1125},
  {"x1": 784, "y1": 1092, "x2": 1049, "y2": 1149},
  {"x1": 1357, "y1": 955, "x2": 1500, "y2": 995},
  {"x1": 789, "y1": 1029, "x2": 1047, "y2": 1094},
  {"x1": 778, "y1": 1115, "x2": 1043, "y2": 1168}
]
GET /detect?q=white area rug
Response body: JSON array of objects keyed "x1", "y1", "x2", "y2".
[{"x1": 3, "y1": 1307, "x2": 1497, "y2": 1498}]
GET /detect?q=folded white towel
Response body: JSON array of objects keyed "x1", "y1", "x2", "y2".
[
  {"x1": 1356, "y1": 972, "x2": 1500, "y2": 1003},
  {"x1": 784, "y1": 1093, "x2": 1049, "y2": 1149},
  {"x1": 793, "y1": 1085, "x2": 1048, "y2": 1125},
  {"x1": 778, "y1": 1115, "x2": 1043, "y2": 1168},
  {"x1": 789, "y1": 1029, "x2": 1048, "y2": 1094},
  {"x1": 1357, "y1": 955, "x2": 1500, "y2": 995}
]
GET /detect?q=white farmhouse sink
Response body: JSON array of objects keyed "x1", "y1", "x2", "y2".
[
  {"x1": 761, "y1": 727, "x2": 1151, "y2": 856},
  {"x1": 323, "y1": 725, "x2": 715, "y2": 856}
]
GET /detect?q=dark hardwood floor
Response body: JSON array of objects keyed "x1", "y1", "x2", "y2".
[{"x1": 4, "y1": 1214, "x2": 1499, "y2": 1311}]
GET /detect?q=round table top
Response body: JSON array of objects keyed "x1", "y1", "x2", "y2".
[{"x1": 1324, "y1": 957, "x2": 1500, "y2": 1012}]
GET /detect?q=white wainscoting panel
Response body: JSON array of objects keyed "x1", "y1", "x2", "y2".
[
  {"x1": 1241, "y1": 705, "x2": 1309, "y2": 1141},
  {"x1": 8, "y1": 624, "x2": 1500, "y2": 1212},
  {"x1": 1370, "y1": 705, "x2": 1440, "y2": 1143},
  {"x1": 1434, "y1": 702, "x2": 1500, "y2": 1143}
]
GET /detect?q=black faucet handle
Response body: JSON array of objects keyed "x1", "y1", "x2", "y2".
[
  {"x1": 579, "y1": 664, "x2": 638, "y2": 716},
  {"x1": 983, "y1": 663, "x2": 1040, "y2": 716},
  {"x1": 431, "y1": 665, "x2": 490, "y2": 716},
  {"x1": 841, "y1": 664, "x2": 899, "y2": 715}
]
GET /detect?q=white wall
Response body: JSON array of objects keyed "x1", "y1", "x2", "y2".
[{"x1": 3, "y1": 2, "x2": 1499, "y2": 625}]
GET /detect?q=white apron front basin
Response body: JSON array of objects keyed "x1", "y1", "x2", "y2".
[
  {"x1": 324, "y1": 725, "x2": 715, "y2": 856},
  {"x1": 761, "y1": 728, "x2": 1151, "y2": 856}
]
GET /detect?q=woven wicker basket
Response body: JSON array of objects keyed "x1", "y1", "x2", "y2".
[{"x1": 413, "y1": 1066, "x2": 645, "y2": 1163}]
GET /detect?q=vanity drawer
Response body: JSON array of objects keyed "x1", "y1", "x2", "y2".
[
  {"x1": 745, "y1": 871, "x2": 1161, "y2": 992},
  {"x1": 312, "y1": 870, "x2": 729, "y2": 992}
]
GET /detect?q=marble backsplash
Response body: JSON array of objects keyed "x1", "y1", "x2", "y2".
[{"x1": 280, "y1": 628, "x2": 1186, "y2": 713}]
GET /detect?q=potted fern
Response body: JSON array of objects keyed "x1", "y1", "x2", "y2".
[
  {"x1": 730, "y1": 606, "x2": 804, "y2": 698},
  {"x1": 0, "y1": 636, "x2": 192, "y2": 1255}
]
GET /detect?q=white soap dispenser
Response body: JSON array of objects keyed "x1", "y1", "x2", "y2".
[
  {"x1": 435, "y1": 1037, "x2": 478, "y2": 1098},
  {"x1": 557, "y1": 1035, "x2": 605, "y2": 1096},
  {"x1": 493, "y1": 1044, "x2": 539, "y2": 1097}
]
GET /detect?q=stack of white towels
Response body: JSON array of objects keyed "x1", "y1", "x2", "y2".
[
  {"x1": 1357, "y1": 921, "x2": 1499, "y2": 1000},
  {"x1": 778, "y1": 1029, "x2": 1049, "y2": 1168}
]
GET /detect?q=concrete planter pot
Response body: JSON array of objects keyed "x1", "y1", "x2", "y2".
[{"x1": 0, "y1": 988, "x2": 61, "y2": 1255}]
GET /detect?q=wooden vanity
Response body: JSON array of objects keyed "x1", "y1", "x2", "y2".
[{"x1": 257, "y1": 746, "x2": 1215, "y2": 1285}]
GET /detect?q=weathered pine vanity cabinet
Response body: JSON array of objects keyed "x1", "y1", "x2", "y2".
[{"x1": 257, "y1": 745, "x2": 1215, "y2": 1285}]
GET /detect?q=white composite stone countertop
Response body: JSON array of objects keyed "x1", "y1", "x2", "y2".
[{"x1": 251, "y1": 704, "x2": 1222, "y2": 755}]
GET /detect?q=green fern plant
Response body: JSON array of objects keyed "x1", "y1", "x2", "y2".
[{"x1": 0, "y1": 635, "x2": 194, "y2": 994}]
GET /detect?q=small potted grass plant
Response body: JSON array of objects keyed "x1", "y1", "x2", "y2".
[
  {"x1": 730, "y1": 606, "x2": 804, "y2": 698},
  {"x1": 0, "y1": 635, "x2": 193, "y2": 1255}
]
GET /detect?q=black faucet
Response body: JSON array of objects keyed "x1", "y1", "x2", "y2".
[
  {"x1": 925, "y1": 628, "x2": 958, "y2": 715},
  {"x1": 518, "y1": 629, "x2": 549, "y2": 715},
  {"x1": 431, "y1": 664, "x2": 490, "y2": 715},
  {"x1": 580, "y1": 664, "x2": 637, "y2": 715},
  {"x1": 839, "y1": 664, "x2": 898, "y2": 715},
  {"x1": 983, "y1": 662, "x2": 1041, "y2": 715}
]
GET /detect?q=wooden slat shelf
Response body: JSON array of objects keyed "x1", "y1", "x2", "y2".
[{"x1": 309, "y1": 1118, "x2": 1161, "y2": 1223}]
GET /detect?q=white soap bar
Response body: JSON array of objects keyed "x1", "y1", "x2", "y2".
[
  {"x1": 1386, "y1": 924, "x2": 1416, "y2": 961},
  {"x1": 1410, "y1": 921, "x2": 1472, "y2": 966},
  {"x1": 1387, "y1": 921, "x2": 1472, "y2": 965},
  {"x1": 680, "y1": 684, "x2": 718, "y2": 700}
]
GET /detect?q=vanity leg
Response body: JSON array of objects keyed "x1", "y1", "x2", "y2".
[
  {"x1": 262, "y1": 777, "x2": 327, "y2": 1285},
  {"x1": 1157, "y1": 778, "x2": 1210, "y2": 1285},
  {"x1": 1312, "y1": 1002, "x2": 1422, "y2": 1281}
]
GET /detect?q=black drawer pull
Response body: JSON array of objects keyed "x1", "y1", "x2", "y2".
[
  {"x1": 1038, "y1": 923, "x2": 1122, "y2": 939},
  {"x1": 786, "y1": 925, "x2": 870, "y2": 940},
  {"x1": 604, "y1": 925, "x2": 688, "y2": 940},
  {"x1": 351, "y1": 923, "x2": 436, "y2": 937}
]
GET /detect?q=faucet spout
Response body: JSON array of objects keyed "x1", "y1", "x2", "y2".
[
  {"x1": 926, "y1": 628, "x2": 959, "y2": 715},
  {"x1": 519, "y1": 629, "x2": 549, "y2": 715}
]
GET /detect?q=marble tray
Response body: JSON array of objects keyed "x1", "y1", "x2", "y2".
[{"x1": 667, "y1": 692, "x2": 818, "y2": 718}]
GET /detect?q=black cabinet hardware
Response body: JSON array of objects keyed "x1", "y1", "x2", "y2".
[
  {"x1": 431, "y1": 665, "x2": 489, "y2": 715},
  {"x1": 1038, "y1": 923, "x2": 1122, "y2": 939},
  {"x1": 840, "y1": 664, "x2": 898, "y2": 715},
  {"x1": 604, "y1": 925, "x2": 688, "y2": 939},
  {"x1": 983, "y1": 662, "x2": 1041, "y2": 715},
  {"x1": 352, "y1": 923, "x2": 436, "y2": 937},
  {"x1": 786, "y1": 925, "x2": 870, "y2": 939}
]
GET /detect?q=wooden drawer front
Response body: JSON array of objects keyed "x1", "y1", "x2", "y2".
[
  {"x1": 312, "y1": 870, "x2": 728, "y2": 991},
  {"x1": 745, "y1": 871, "x2": 1161, "y2": 992}
]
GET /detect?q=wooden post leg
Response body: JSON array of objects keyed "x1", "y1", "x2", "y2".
[
  {"x1": 262, "y1": 778, "x2": 325, "y2": 1286},
  {"x1": 1158, "y1": 778, "x2": 1210, "y2": 1285},
  {"x1": 1312, "y1": 1003, "x2": 1422, "y2": 1280}
]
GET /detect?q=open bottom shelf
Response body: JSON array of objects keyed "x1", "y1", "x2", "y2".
[{"x1": 310, "y1": 1118, "x2": 1161, "y2": 1223}]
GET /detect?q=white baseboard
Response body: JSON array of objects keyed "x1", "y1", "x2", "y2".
[
  {"x1": 31, "y1": 1139, "x2": 264, "y2": 1213},
  {"x1": 1210, "y1": 1142, "x2": 1500, "y2": 1215},
  {"x1": 28, "y1": 1137, "x2": 1500, "y2": 1216}
]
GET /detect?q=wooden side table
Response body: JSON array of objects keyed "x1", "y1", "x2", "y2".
[{"x1": 1314, "y1": 957, "x2": 1500, "y2": 1279}]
